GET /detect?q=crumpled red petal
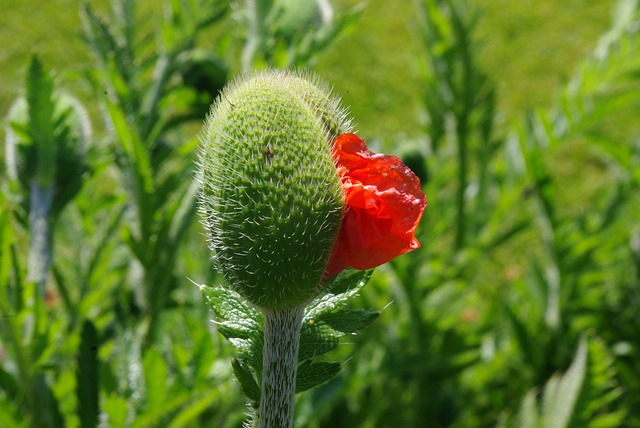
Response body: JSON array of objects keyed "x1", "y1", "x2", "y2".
[{"x1": 324, "y1": 133, "x2": 427, "y2": 279}]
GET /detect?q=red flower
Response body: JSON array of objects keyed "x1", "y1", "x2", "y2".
[{"x1": 324, "y1": 133, "x2": 427, "y2": 279}]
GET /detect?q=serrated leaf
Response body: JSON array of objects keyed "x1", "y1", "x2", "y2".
[
  {"x1": 199, "y1": 270, "x2": 379, "y2": 402},
  {"x1": 574, "y1": 337, "x2": 627, "y2": 427},
  {"x1": 324, "y1": 268, "x2": 373, "y2": 296},
  {"x1": 305, "y1": 269, "x2": 373, "y2": 320},
  {"x1": 199, "y1": 284, "x2": 262, "y2": 334},
  {"x1": 199, "y1": 284, "x2": 263, "y2": 364},
  {"x1": 231, "y1": 358, "x2": 261, "y2": 405},
  {"x1": 316, "y1": 310, "x2": 379, "y2": 334},
  {"x1": 215, "y1": 325, "x2": 252, "y2": 341},
  {"x1": 295, "y1": 360, "x2": 341, "y2": 393},
  {"x1": 298, "y1": 321, "x2": 339, "y2": 361}
]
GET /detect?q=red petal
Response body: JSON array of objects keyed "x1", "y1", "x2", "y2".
[{"x1": 325, "y1": 134, "x2": 427, "y2": 279}]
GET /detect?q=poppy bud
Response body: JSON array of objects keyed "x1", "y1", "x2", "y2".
[{"x1": 198, "y1": 70, "x2": 349, "y2": 309}]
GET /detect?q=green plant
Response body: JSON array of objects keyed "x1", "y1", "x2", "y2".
[
  {"x1": 2, "y1": 0, "x2": 640, "y2": 426},
  {"x1": 239, "y1": 0, "x2": 361, "y2": 71},
  {"x1": 515, "y1": 337, "x2": 625, "y2": 428},
  {"x1": 197, "y1": 70, "x2": 426, "y2": 427},
  {"x1": 82, "y1": 0, "x2": 229, "y2": 344},
  {"x1": 5, "y1": 55, "x2": 91, "y2": 296}
]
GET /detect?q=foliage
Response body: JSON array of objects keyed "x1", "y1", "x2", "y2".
[
  {"x1": 238, "y1": 0, "x2": 362, "y2": 70},
  {"x1": 5, "y1": 55, "x2": 90, "y2": 211},
  {"x1": 515, "y1": 337, "x2": 625, "y2": 428},
  {"x1": 81, "y1": 0, "x2": 229, "y2": 344},
  {"x1": 200, "y1": 269, "x2": 377, "y2": 411},
  {"x1": 1, "y1": 0, "x2": 640, "y2": 426}
]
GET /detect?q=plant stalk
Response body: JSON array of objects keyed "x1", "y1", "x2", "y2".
[
  {"x1": 256, "y1": 305, "x2": 305, "y2": 428},
  {"x1": 27, "y1": 181, "x2": 54, "y2": 297},
  {"x1": 242, "y1": 0, "x2": 268, "y2": 72}
]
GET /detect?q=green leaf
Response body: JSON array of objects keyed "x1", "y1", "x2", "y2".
[
  {"x1": 517, "y1": 389, "x2": 540, "y2": 428},
  {"x1": 199, "y1": 284, "x2": 262, "y2": 345},
  {"x1": 200, "y1": 268, "x2": 378, "y2": 403},
  {"x1": 295, "y1": 360, "x2": 341, "y2": 393},
  {"x1": 502, "y1": 300, "x2": 540, "y2": 368},
  {"x1": 25, "y1": 55, "x2": 57, "y2": 186},
  {"x1": 513, "y1": 337, "x2": 625, "y2": 428},
  {"x1": 316, "y1": 310, "x2": 379, "y2": 335},
  {"x1": 305, "y1": 269, "x2": 374, "y2": 321},
  {"x1": 199, "y1": 283, "x2": 264, "y2": 375},
  {"x1": 323, "y1": 268, "x2": 373, "y2": 296},
  {"x1": 104, "y1": 97, "x2": 156, "y2": 236},
  {"x1": 231, "y1": 358, "x2": 261, "y2": 405},
  {"x1": 143, "y1": 348, "x2": 168, "y2": 413},
  {"x1": 168, "y1": 390, "x2": 224, "y2": 428},
  {"x1": 573, "y1": 337, "x2": 627, "y2": 427},
  {"x1": 297, "y1": 310, "x2": 379, "y2": 362},
  {"x1": 102, "y1": 395, "x2": 129, "y2": 428},
  {"x1": 165, "y1": 177, "x2": 199, "y2": 251},
  {"x1": 541, "y1": 338, "x2": 587, "y2": 428},
  {"x1": 0, "y1": 366, "x2": 20, "y2": 402},
  {"x1": 0, "y1": 399, "x2": 28, "y2": 428},
  {"x1": 33, "y1": 374, "x2": 65, "y2": 428},
  {"x1": 76, "y1": 321, "x2": 99, "y2": 428},
  {"x1": 298, "y1": 321, "x2": 339, "y2": 362}
]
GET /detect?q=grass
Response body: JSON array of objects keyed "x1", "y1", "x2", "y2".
[
  {"x1": 474, "y1": 0, "x2": 613, "y2": 115},
  {"x1": 0, "y1": 0, "x2": 615, "y2": 143}
]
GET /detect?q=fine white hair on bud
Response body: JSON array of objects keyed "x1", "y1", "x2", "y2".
[{"x1": 198, "y1": 70, "x2": 352, "y2": 309}]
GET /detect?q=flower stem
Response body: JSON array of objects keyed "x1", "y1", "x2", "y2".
[{"x1": 257, "y1": 305, "x2": 305, "y2": 428}]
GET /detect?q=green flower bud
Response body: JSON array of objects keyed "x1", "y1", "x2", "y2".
[
  {"x1": 5, "y1": 55, "x2": 91, "y2": 223},
  {"x1": 198, "y1": 70, "x2": 350, "y2": 309}
]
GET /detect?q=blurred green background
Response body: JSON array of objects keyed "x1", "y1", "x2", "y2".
[{"x1": 1, "y1": 0, "x2": 639, "y2": 427}]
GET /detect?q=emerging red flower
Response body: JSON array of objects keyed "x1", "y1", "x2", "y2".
[{"x1": 324, "y1": 133, "x2": 427, "y2": 279}]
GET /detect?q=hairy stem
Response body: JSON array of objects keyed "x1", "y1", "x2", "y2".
[
  {"x1": 256, "y1": 305, "x2": 305, "y2": 428},
  {"x1": 27, "y1": 181, "x2": 54, "y2": 297}
]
